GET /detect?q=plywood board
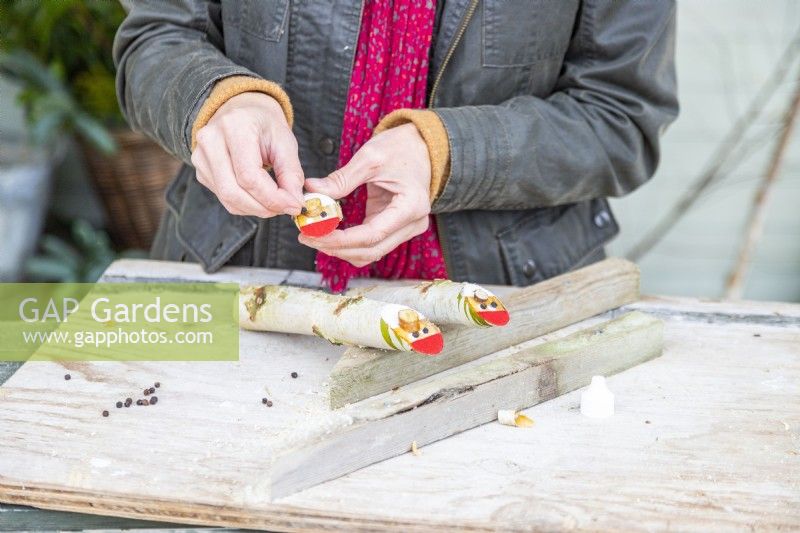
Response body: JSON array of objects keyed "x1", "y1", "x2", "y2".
[
  {"x1": 1, "y1": 265, "x2": 798, "y2": 530},
  {"x1": 0, "y1": 256, "x2": 662, "y2": 506},
  {"x1": 330, "y1": 257, "x2": 640, "y2": 407},
  {"x1": 269, "y1": 311, "x2": 662, "y2": 497}
]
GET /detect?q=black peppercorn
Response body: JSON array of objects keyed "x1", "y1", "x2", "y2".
[
  {"x1": 102, "y1": 410, "x2": 109, "y2": 417},
  {"x1": 136, "y1": 399, "x2": 143, "y2": 406},
  {"x1": 148, "y1": 387, "x2": 155, "y2": 394},
  {"x1": 149, "y1": 396, "x2": 158, "y2": 405},
  {"x1": 143, "y1": 388, "x2": 150, "y2": 396},
  {"x1": 291, "y1": 372, "x2": 298, "y2": 378},
  {"x1": 125, "y1": 398, "x2": 132, "y2": 407},
  {"x1": 64, "y1": 374, "x2": 71, "y2": 380},
  {"x1": 142, "y1": 399, "x2": 149, "y2": 406},
  {"x1": 154, "y1": 382, "x2": 161, "y2": 388},
  {"x1": 116, "y1": 401, "x2": 123, "y2": 408},
  {"x1": 266, "y1": 400, "x2": 273, "y2": 407},
  {"x1": 262, "y1": 398, "x2": 268, "y2": 404}
]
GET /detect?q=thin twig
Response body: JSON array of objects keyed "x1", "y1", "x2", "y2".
[
  {"x1": 724, "y1": 77, "x2": 800, "y2": 299},
  {"x1": 626, "y1": 29, "x2": 800, "y2": 261}
]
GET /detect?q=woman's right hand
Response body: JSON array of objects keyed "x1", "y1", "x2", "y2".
[{"x1": 191, "y1": 92, "x2": 305, "y2": 217}]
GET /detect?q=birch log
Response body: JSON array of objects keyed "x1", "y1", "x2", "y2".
[
  {"x1": 348, "y1": 280, "x2": 510, "y2": 327},
  {"x1": 239, "y1": 285, "x2": 443, "y2": 355}
]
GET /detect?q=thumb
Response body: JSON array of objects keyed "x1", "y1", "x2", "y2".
[{"x1": 305, "y1": 158, "x2": 365, "y2": 200}]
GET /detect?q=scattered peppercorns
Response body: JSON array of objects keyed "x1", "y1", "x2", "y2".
[
  {"x1": 291, "y1": 372, "x2": 298, "y2": 379},
  {"x1": 106, "y1": 382, "x2": 162, "y2": 413},
  {"x1": 64, "y1": 374, "x2": 71, "y2": 381}
]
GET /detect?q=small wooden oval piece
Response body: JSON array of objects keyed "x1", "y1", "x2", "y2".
[{"x1": 294, "y1": 193, "x2": 342, "y2": 237}]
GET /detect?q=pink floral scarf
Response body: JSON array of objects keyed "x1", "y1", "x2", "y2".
[{"x1": 315, "y1": 0, "x2": 447, "y2": 292}]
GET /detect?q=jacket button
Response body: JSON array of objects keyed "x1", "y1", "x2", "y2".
[
  {"x1": 522, "y1": 259, "x2": 537, "y2": 278},
  {"x1": 319, "y1": 137, "x2": 335, "y2": 155},
  {"x1": 593, "y1": 210, "x2": 611, "y2": 228}
]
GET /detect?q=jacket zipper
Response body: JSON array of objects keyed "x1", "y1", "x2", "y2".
[
  {"x1": 429, "y1": 0, "x2": 479, "y2": 106},
  {"x1": 429, "y1": 0, "x2": 479, "y2": 279}
]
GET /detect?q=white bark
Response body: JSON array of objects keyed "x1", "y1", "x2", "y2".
[
  {"x1": 239, "y1": 285, "x2": 443, "y2": 354},
  {"x1": 348, "y1": 280, "x2": 510, "y2": 327}
]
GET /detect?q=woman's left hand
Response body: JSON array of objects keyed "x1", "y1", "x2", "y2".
[{"x1": 300, "y1": 123, "x2": 432, "y2": 267}]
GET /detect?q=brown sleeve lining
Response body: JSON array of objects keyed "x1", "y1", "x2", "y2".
[
  {"x1": 190, "y1": 75, "x2": 294, "y2": 151},
  {"x1": 374, "y1": 109, "x2": 451, "y2": 203}
]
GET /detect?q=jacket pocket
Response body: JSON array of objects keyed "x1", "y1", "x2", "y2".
[
  {"x1": 497, "y1": 199, "x2": 619, "y2": 286},
  {"x1": 482, "y1": 0, "x2": 577, "y2": 67},
  {"x1": 170, "y1": 166, "x2": 257, "y2": 272},
  {"x1": 222, "y1": 0, "x2": 289, "y2": 42}
]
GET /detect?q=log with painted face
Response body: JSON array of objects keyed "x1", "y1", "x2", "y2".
[
  {"x1": 380, "y1": 306, "x2": 444, "y2": 355},
  {"x1": 348, "y1": 280, "x2": 510, "y2": 327},
  {"x1": 239, "y1": 285, "x2": 444, "y2": 355},
  {"x1": 292, "y1": 192, "x2": 343, "y2": 237}
]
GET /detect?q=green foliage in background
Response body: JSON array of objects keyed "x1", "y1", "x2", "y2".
[
  {"x1": 0, "y1": 51, "x2": 117, "y2": 153},
  {"x1": 25, "y1": 220, "x2": 147, "y2": 283},
  {"x1": 0, "y1": 0, "x2": 126, "y2": 152},
  {"x1": 0, "y1": 0, "x2": 125, "y2": 123}
]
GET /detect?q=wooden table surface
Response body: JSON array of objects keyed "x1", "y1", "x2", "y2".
[{"x1": 1, "y1": 262, "x2": 799, "y2": 532}]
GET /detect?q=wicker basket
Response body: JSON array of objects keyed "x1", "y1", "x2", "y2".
[{"x1": 80, "y1": 129, "x2": 181, "y2": 250}]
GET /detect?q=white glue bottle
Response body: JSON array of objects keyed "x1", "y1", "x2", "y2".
[{"x1": 580, "y1": 375, "x2": 615, "y2": 419}]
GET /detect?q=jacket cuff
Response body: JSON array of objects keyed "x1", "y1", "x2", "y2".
[
  {"x1": 190, "y1": 75, "x2": 294, "y2": 151},
  {"x1": 374, "y1": 109, "x2": 451, "y2": 202}
]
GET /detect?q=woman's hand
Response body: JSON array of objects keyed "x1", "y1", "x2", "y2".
[
  {"x1": 300, "y1": 123, "x2": 432, "y2": 267},
  {"x1": 191, "y1": 92, "x2": 304, "y2": 217}
]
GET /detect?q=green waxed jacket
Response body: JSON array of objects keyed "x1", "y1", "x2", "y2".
[{"x1": 114, "y1": 0, "x2": 678, "y2": 285}]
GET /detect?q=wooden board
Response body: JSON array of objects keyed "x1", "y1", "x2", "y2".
[
  {"x1": 330, "y1": 257, "x2": 640, "y2": 407},
  {"x1": 3, "y1": 306, "x2": 799, "y2": 531},
  {"x1": 0, "y1": 294, "x2": 661, "y2": 503},
  {"x1": 2, "y1": 261, "x2": 798, "y2": 531},
  {"x1": 269, "y1": 311, "x2": 662, "y2": 497}
]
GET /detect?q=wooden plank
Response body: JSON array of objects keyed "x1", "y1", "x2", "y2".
[
  {"x1": 622, "y1": 294, "x2": 800, "y2": 326},
  {"x1": 1, "y1": 299, "x2": 798, "y2": 531},
  {"x1": 329, "y1": 258, "x2": 640, "y2": 407},
  {"x1": 0, "y1": 502, "x2": 197, "y2": 531},
  {"x1": 270, "y1": 311, "x2": 663, "y2": 498},
  {"x1": 0, "y1": 310, "x2": 662, "y2": 523},
  {"x1": 2, "y1": 259, "x2": 797, "y2": 531},
  {"x1": 101, "y1": 259, "x2": 515, "y2": 295},
  {"x1": 281, "y1": 319, "x2": 800, "y2": 532}
]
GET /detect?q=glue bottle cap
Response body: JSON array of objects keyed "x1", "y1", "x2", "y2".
[{"x1": 580, "y1": 375, "x2": 614, "y2": 419}]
